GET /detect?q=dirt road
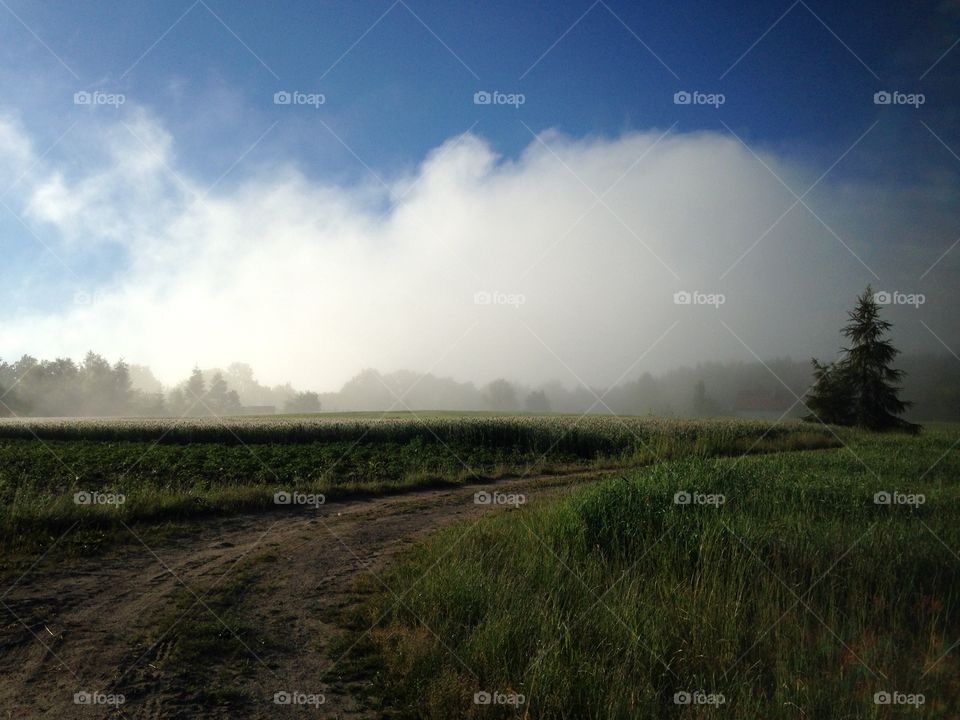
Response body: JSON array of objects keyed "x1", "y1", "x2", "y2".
[{"x1": 0, "y1": 470, "x2": 613, "y2": 719}]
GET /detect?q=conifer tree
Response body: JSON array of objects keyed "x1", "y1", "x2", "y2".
[
  {"x1": 805, "y1": 358, "x2": 853, "y2": 425},
  {"x1": 806, "y1": 286, "x2": 916, "y2": 432}
]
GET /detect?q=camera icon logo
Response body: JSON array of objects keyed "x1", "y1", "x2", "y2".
[
  {"x1": 873, "y1": 691, "x2": 891, "y2": 705},
  {"x1": 673, "y1": 290, "x2": 692, "y2": 305},
  {"x1": 73, "y1": 691, "x2": 92, "y2": 704},
  {"x1": 873, "y1": 290, "x2": 892, "y2": 304},
  {"x1": 274, "y1": 491, "x2": 292, "y2": 505},
  {"x1": 873, "y1": 91, "x2": 892, "y2": 105},
  {"x1": 673, "y1": 491, "x2": 691, "y2": 505},
  {"x1": 473, "y1": 91, "x2": 492, "y2": 105},
  {"x1": 673, "y1": 91, "x2": 692, "y2": 105},
  {"x1": 873, "y1": 491, "x2": 891, "y2": 505},
  {"x1": 74, "y1": 91, "x2": 92, "y2": 105},
  {"x1": 474, "y1": 491, "x2": 492, "y2": 505},
  {"x1": 474, "y1": 290, "x2": 492, "y2": 305},
  {"x1": 274, "y1": 91, "x2": 292, "y2": 105},
  {"x1": 473, "y1": 690, "x2": 492, "y2": 704},
  {"x1": 274, "y1": 691, "x2": 292, "y2": 704},
  {"x1": 674, "y1": 691, "x2": 692, "y2": 704},
  {"x1": 73, "y1": 491, "x2": 92, "y2": 505}
]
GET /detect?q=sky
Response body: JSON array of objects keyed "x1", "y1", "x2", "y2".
[{"x1": 1, "y1": 0, "x2": 959, "y2": 390}]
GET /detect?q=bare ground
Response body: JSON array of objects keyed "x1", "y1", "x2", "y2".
[{"x1": 0, "y1": 470, "x2": 614, "y2": 719}]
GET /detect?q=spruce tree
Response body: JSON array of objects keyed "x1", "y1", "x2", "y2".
[
  {"x1": 185, "y1": 367, "x2": 207, "y2": 414},
  {"x1": 806, "y1": 286, "x2": 917, "y2": 432},
  {"x1": 842, "y1": 286, "x2": 913, "y2": 430},
  {"x1": 805, "y1": 358, "x2": 853, "y2": 425}
]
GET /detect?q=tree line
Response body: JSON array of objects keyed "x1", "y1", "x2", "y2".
[
  {"x1": 0, "y1": 290, "x2": 954, "y2": 423},
  {"x1": 0, "y1": 356, "x2": 321, "y2": 417}
]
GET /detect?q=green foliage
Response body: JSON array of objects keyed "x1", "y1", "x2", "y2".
[
  {"x1": 805, "y1": 358, "x2": 854, "y2": 425},
  {"x1": 0, "y1": 352, "x2": 143, "y2": 416},
  {"x1": 359, "y1": 426, "x2": 960, "y2": 719},
  {"x1": 807, "y1": 286, "x2": 916, "y2": 431},
  {"x1": 0, "y1": 414, "x2": 833, "y2": 451},
  {"x1": 0, "y1": 416, "x2": 835, "y2": 553}
]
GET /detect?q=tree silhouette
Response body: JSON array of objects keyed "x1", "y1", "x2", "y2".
[
  {"x1": 807, "y1": 286, "x2": 916, "y2": 432},
  {"x1": 184, "y1": 367, "x2": 207, "y2": 414},
  {"x1": 284, "y1": 391, "x2": 322, "y2": 413},
  {"x1": 207, "y1": 372, "x2": 242, "y2": 415},
  {"x1": 524, "y1": 389, "x2": 551, "y2": 413},
  {"x1": 484, "y1": 379, "x2": 517, "y2": 411},
  {"x1": 805, "y1": 358, "x2": 854, "y2": 426}
]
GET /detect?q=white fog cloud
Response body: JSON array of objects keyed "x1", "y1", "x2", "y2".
[{"x1": 0, "y1": 109, "x2": 954, "y2": 390}]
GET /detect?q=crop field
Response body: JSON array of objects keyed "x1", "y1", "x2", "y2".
[
  {"x1": 0, "y1": 414, "x2": 834, "y2": 554},
  {"x1": 0, "y1": 415, "x2": 955, "y2": 720},
  {"x1": 355, "y1": 425, "x2": 960, "y2": 719}
]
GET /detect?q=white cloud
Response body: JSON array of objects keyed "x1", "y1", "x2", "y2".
[{"x1": 1, "y1": 109, "x2": 955, "y2": 390}]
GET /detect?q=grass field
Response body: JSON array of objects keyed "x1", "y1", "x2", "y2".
[
  {"x1": 354, "y1": 425, "x2": 960, "y2": 718},
  {"x1": 0, "y1": 415, "x2": 835, "y2": 555}
]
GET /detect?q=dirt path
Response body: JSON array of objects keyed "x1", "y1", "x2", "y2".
[{"x1": 0, "y1": 470, "x2": 615, "y2": 719}]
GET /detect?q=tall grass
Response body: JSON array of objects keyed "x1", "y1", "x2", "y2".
[{"x1": 356, "y1": 426, "x2": 960, "y2": 718}]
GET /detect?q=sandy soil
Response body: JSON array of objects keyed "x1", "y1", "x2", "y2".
[{"x1": 0, "y1": 470, "x2": 614, "y2": 719}]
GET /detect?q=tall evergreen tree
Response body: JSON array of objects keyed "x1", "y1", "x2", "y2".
[
  {"x1": 805, "y1": 359, "x2": 854, "y2": 425},
  {"x1": 842, "y1": 287, "x2": 913, "y2": 430},
  {"x1": 806, "y1": 286, "x2": 916, "y2": 432},
  {"x1": 184, "y1": 367, "x2": 207, "y2": 415}
]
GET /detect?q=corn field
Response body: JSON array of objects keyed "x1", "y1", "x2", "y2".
[{"x1": 0, "y1": 415, "x2": 834, "y2": 457}]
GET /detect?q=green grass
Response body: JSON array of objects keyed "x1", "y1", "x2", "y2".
[
  {"x1": 356, "y1": 425, "x2": 960, "y2": 718},
  {"x1": 0, "y1": 416, "x2": 836, "y2": 555}
]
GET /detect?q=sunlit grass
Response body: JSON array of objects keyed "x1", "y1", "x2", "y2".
[{"x1": 356, "y1": 425, "x2": 960, "y2": 718}]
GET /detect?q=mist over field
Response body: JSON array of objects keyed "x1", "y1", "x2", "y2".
[
  {"x1": 3, "y1": 2, "x2": 960, "y2": 718},
  {"x1": 1, "y1": 111, "x2": 958, "y2": 392}
]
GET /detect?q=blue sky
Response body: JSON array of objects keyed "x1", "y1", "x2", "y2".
[
  {"x1": 4, "y1": 0, "x2": 957, "y2": 180},
  {"x1": 1, "y1": 0, "x2": 959, "y2": 387}
]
